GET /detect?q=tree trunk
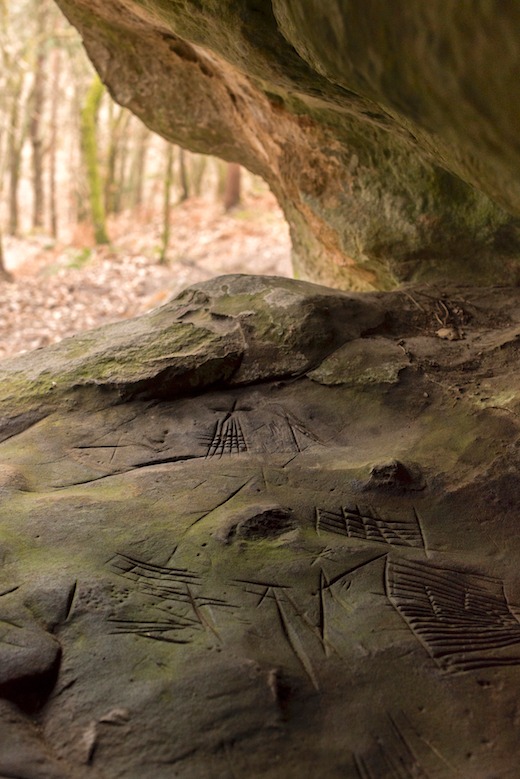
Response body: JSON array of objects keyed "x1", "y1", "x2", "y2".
[
  {"x1": 70, "y1": 83, "x2": 87, "y2": 226},
  {"x1": 80, "y1": 74, "x2": 109, "y2": 244},
  {"x1": 159, "y1": 142, "x2": 174, "y2": 264},
  {"x1": 7, "y1": 79, "x2": 27, "y2": 236},
  {"x1": 30, "y1": 0, "x2": 50, "y2": 231},
  {"x1": 190, "y1": 154, "x2": 208, "y2": 197},
  {"x1": 223, "y1": 162, "x2": 241, "y2": 211},
  {"x1": 127, "y1": 121, "x2": 150, "y2": 210},
  {"x1": 104, "y1": 104, "x2": 127, "y2": 215},
  {"x1": 113, "y1": 112, "x2": 131, "y2": 214},
  {"x1": 7, "y1": 101, "x2": 21, "y2": 236},
  {"x1": 178, "y1": 147, "x2": 189, "y2": 203},
  {"x1": 215, "y1": 159, "x2": 227, "y2": 200},
  {"x1": 0, "y1": 229, "x2": 12, "y2": 282},
  {"x1": 48, "y1": 46, "x2": 61, "y2": 239}
]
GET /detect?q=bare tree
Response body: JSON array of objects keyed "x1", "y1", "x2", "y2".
[
  {"x1": 48, "y1": 43, "x2": 61, "y2": 238},
  {"x1": 104, "y1": 103, "x2": 130, "y2": 215},
  {"x1": 0, "y1": 228, "x2": 12, "y2": 281},
  {"x1": 178, "y1": 147, "x2": 189, "y2": 203},
  {"x1": 159, "y1": 140, "x2": 174, "y2": 263},
  {"x1": 113, "y1": 111, "x2": 132, "y2": 214},
  {"x1": 29, "y1": 0, "x2": 50, "y2": 230},
  {"x1": 6, "y1": 74, "x2": 29, "y2": 236},
  {"x1": 223, "y1": 162, "x2": 241, "y2": 211},
  {"x1": 190, "y1": 153, "x2": 208, "y2": 197},
  {"x1": 80, "y1": 74, "x2": 109, "y2": 244},
  {"x1": 127, "y1": 120, "x2": 150, "y2": 210}
]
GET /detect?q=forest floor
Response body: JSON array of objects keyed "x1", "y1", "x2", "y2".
[{"x1": 0, "y1": 191, "x2": 291, "y2": 360}]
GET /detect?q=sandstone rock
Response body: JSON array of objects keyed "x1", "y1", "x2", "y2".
[
  {"x1": 24, "y1": 577, "x2": 78, "y2": 631},
  {"x1": 307, "y1": 336, "x2": 409, "y2": 386},
  {"x1": 0, "y1": 620, "x2": 61, "y2": 711},
  {"x1": 0, "y1": 274, "x2": 382, "y2": 420},
  {"x1": 0, "y1": 276, "x2": 519, "y2": 776},
  {"x1": 0, "y1": 700, "x2": 76, "y2": 779},
  {"x1": 55, "y1": 0, "x2": 520, "y2": 288}
]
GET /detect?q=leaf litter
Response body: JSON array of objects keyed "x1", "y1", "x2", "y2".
[{"x1": 0, "y1": 192, "x2": 291, "y2": 360}]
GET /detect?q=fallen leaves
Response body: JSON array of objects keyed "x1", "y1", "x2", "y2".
[{"x1": 0, "y1": 193, "x2": 291, "y2": 360}]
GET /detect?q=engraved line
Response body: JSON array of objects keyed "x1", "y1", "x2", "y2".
[
  {"x1": 283, "y1": 409, "x2": 321, "y2": 446},
  {"x1": 74, "y1": 444, "x2": 129, "y2": 450},
  {"x1": 388, "y1": 714, "x2": 428, "y2": 777},
  {"x1": 109, "y1": 620, "x2": 194, "y2": 631},
  {"x1": 318, "y1": 568, "x2": 327, "y2": 653},
  {"x1": 109, "y1": 434, "x2": 123, "y2": 463},
  {"x1": 186, "y1": 584, "x2": 221, "y2": 641},
  {"x1": 287, "y1": 417, "x2": 302, "y2": 453},
  {"x1": 132, "y1": 455, "x2": 202, "y2": 468},
  {"x1": 109, "y1": 553, "x2": 200, "y2": 580},
  {"x1": 401, "y1": 712, "x2": 460, "y2": 775},
  {"x1": 324, "y1": 553, "x2": 388, "y2": 589},
  {"x1": 317, "y1": 505, "x2": 424, "y2": 549},
  {"x1": 64, "y1": 580, "x2": 78, "y2": 622},
  {"x1": 0, "y1": 618, "x2": 24, "y2": 629},
  {"x1": 189, "y1": 477, "x2": 255, "y2": 529},
  {"x1": 233, "y1": 578, "x2": 291, "y2": 589},
  {"x1": 413, "y1": 507, "x2": 429, "y2": 557},
  {"x1": 109, "y1": 553, "x2": 194, "y2": 575},
  {"x1": 255, "y1": 587, "x2": 271, "y2": 608},
  {"x1": 353, "y1": 754, "x2": 374, "y2": 779},
  {"x1": 142, "y1": 585, "x2": 235, "y2": 609},
  {"x1": 273, "y1": 590, "x2": 319, "y2": 690},
  {"x1": 282, "y1": 589, "x2": 346, "y2": 664},
  {"x1": 384, "y1": 559, "x2": 435, "y2": 664},
  {"x1": 386, "y1": 559, "x2": 520, "y2": 670},
  {"x1": 129, "y1": 633, "x2": 191, "y2": 645},
  {"x1": 0, "y1": 586, "x2": 19, "y2": 597},
  {"x1": 153, "y1": 605, "x2": 202, "y2": 625}
]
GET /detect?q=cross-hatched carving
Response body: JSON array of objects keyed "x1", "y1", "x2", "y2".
[
  {"x1": 107, "y1": 553, "x2": 233, "y2": 644},
  {"x1": 386, "y1": 558, "x2": 520, "y2": 672},
  {"x1": 316, "y1": 505, "x2": 425, "y2": 549}
]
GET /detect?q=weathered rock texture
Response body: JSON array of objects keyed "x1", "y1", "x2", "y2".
[
  {"x1": 1, "y1": 275, "x2": 520, "y2": 777},
  {"x1": 55, "y1": 0, "x2": 520, "y2": 288}
]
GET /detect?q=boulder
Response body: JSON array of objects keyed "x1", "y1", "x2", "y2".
[
  {"x1": 1, "y1": 275, "x2": 520, "y2": 776},
  {"x1": 55, "y1": 0, "x2": 520, "y2": 288}
]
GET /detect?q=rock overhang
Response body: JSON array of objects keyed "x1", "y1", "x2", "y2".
[{"x1": 54, "y1": 0, "x2": 520, "y2": 289}]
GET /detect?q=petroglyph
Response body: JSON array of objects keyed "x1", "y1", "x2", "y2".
[
  {"x1": 232, "y1": 578, "x2": 292, "y2": 608},
  {"x1": 316, "y1": 505, "x2": 425, "y2": 549},
  {"x1": 66, "y1": 397, "x2": 324, "y2": 483},
  {"x1": 353, "y1": 716, "x2": 432, "y2": 779},
  {"x1": 107, "y1": 553, "x2": 234, "y2": 644},
  {"x1": 108, "y1": 553, "x2": 202, "y2": 588},
  {"x1": 108, "y1": 616, "x2": 196, "y2": 643},
  {"x1": 233, "y1": 577, "x2": 320, "y2": 687},
  {"x1": 386, "y1": 559, "x2": 520, "y2": 671},
  {"x1": 203, "y1": 404, "x2": 248, "y2": 457},
  {"x1": 202, "y1": 402, "x2": 320, "y2": 457}
]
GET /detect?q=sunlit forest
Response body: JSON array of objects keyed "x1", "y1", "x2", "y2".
[{"x1": 0, "y1": 0, "x2": 290, "y2": 358}]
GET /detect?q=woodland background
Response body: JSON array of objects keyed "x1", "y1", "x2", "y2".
[{"x1": 0, "y1": 0, "x2": 290, "y2": 358}]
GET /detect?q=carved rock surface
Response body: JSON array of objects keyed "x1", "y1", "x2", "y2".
[
  {"x1": 1, "y1": 275, "x2": 520, "y2": 776},
  {"x1": 55, "y1": 0, "x2": 520, "y2": 288}
]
